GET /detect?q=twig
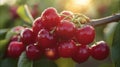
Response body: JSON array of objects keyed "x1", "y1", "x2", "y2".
[{"x1": 87, "y1": 13, "x2": 120, "y2": 26}]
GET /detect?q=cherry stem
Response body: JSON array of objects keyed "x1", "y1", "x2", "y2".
[
  {"x1": 87, "y1": 13, "x2": 120, "y2": 26},
  {"x1": 94, "y1": 39, "x2": 97, "y2": 45},
  {"x1": 17, "y1": 36, "x2": 21, "y2": 42},
  {"x1": 50, "y1": 27, "x2": 56, "y2": 34},
  {"x1": 60, "y1": 14, "x2": 73, "y2": 20},
  {"x1": 24, "y1": 5, "x2": 34, "y2": 23}
]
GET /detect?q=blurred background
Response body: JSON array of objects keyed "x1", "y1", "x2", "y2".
[{"x1": 0, "y1": 0, "x2": 120, "y2": 67}]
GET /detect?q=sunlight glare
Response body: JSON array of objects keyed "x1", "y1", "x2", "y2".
[{"x1": 74, "y1": 0, "x2": 91, "y2": 6}]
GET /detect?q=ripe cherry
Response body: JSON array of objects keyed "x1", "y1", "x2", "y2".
[
  {"x1": 32, "y1": 17, "x2": 44, "y2": 37},
  {"x1": 26, "y1": 44, "x2": 41, "y2": 60},
  {"x1": 58, "y1": 40, "x2": 77, "y2": 58},
  {"x1": 44, "y1": 46, "x2": 59, "y2": 60},
  {"x1": 21, "y1": 28, "x2": 35, "y2": 45},
  {"x1": 75, "y1": 25, "x2": 95, "y2": 45},
  {"x1": 72, "y1": 45, "x2": 90, "y2": 64},
  {"x1": 31, "y1": 4, "x2": 39, "y2": 18},
  {"x1": 90, "y1": 41, "x2": 109, "y2": 60},
  {"x1": 41, "y1": 7, "x2": 60, "y2": 30},
  {"x1": 37, "y1": 29, "x2": 57, "y2": 48},
  {"x1": 7, "y1": 41, "x2": 25, "y2": 58},
  {"x1": 55, "y1": 20, "x2": 76, "y2": 39},
  {"x1": 10, "y1": 35, "x2": 21, "y2": 42},
  {"x1": 12, "y1": 26, "x2": 24, "y2": 34},
  {"x1": 9, "y1": 6, "x2": 19, "y2": 19},
  {"x1": 60, "y1": 11, "x2": 73, "y2": 20}
]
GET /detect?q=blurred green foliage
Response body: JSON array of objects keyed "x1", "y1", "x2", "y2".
[{"x1": 0, "y1": 0, "x2": 120, "y2": 67}]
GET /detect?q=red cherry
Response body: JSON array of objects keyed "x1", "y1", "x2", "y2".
[
  {"x1": 10, "y1": 35, "x2": 21, "y2": 42},
  {"x1": 75, "y1": 25, "x2": 95, "y2": 45},
  {"x1": 44, "y1": 46, "x2": 59, "y2": 60},
  {"x1": 72, "y1": 45, "x2": 90, "y2": 63},
  {"x1": 21, "y1": 28, "x2": 35, "y2": 45},
  {"x1": 26, "y1": 44, "x2": 41, "y2": 60},
  {"x1": 37, "y1": 29, "x2": 57, "y2": 48},
  {"x1": 12, "y1": 26, "x2": 24, "y2": 34},
  {"x1": 9, "y1": 6, "x2": 19, "y2": 19},
  {"x1": 60, "y1": 11, "x2": 73, "y2": 20},
  {"x1": 7, "y1": 41, "x2": 25, "y2": 58},
  {"x1": 32, "y1": 17, "x2": 44, "y2": 37},
  {"x1": 90, "y1": 41, "x2": 109, "y2": 60},
  {"x1": 41, "y1": 7, "x2": 60, "y2": 30},
  {"x1": 58, "y1": 40, "x2": 77, "y2": 58},
  {"x1": 31, "y1": 4, "x2": 39, "y2": 18},
  {"x1": 55, "y1": 20, "x2": 76, "y2": 39}
]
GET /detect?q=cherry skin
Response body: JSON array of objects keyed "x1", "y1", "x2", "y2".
[
  {"x1": 41, "y1": 7, "x2": 60, "y2": 30},
  {"x1": 10, "y1": 35, "x2": 21, "y2": 42},
  {"x1": 32, "y1": 17, "x2": 44, "y2": 36},
  {"x1": 60, "y1": 11, "x2": 73, "y2": 20},
  {"x1": 37, "y1": 29, "x2": 57, "y2": 48},
  {"x1": 44, "y1": 46, "x2": 59, "y2": 60},
  {"x1": 90, "y1": 41, "x2": 109, "y2": 60},
  {"x1": 58, "y1": 40, "x2": 77, "y2": 58},
  {"x1": 21, "y1": 28, "x2": 35, "y2": 45},
  {"x1": 7, "y1": 41, "x2": 25, "y2": 58},
  {"x1": 72, "y1": 45, "x2": 90, "y2": 64},
  {"x1": 75, "y1": 25, "x2": 95, "y2": 45},
  {"x1": 55, "y1": 20, "x2": 76, "y2": 39},
  {"x1": 12, "y1": 26, "x2": 24, "y2": 34},
  {"x1": 26, "y1": 44, "x2": 41, "y2": 60}
]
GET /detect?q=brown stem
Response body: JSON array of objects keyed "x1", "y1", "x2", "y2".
[{"x1": 87, "y1": 13, "x2": 120, "y2": 26}]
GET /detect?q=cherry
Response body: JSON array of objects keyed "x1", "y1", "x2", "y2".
[
  {"x1": 44, "y1": 46, "x2": 59, "y2": 60},
  {"x1": 72, "y1": 45, "x2": 90, "y2": 64},
  {"x1": 37, "y1": 29, "x2": 57, "y2": 48},
  {"x1": 31, "y1": 4, "x2": 39, "y2": 18},
  {"x1": 90, "y1": 41, "x2": 109, "y2": 60},
  {"x1": 12, "y1": 26, "x2": 24, "y2": 34},
  {"x1": 75, "y1": 25, "x2": 95, "y2": 45},
  {"x1": 60, "y1": 11, "x2": 73, "y2": 20},
  {"x1": 10, "y1": 35, "x2": 21, "y2": 42},
  {"x1": 55, "y1": 20, "x2": 76, "y2": 39},
  {"x1": 26, "y1": 44, "x2": 41, "y2": 60},
  {"x1": 32, "y1": 17, "x2": 44, "y2": 37},
  {"x1": 58, "y1": 40, "x2": 77, "y2": 58},
  {"x1": 21, "y1": 28, "x2": 35, "y2": 45},
  {"x1": 7, "y1": 41, "x2": 25, "y2": 58},
  {"x1": 41, "y1": 7, "x2": 60, "y2": 30},
  {"x1": 9, "y1": 6, "x2": 19, "y2": 19}
]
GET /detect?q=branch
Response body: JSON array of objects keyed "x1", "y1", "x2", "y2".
[{"x1": 87, "y1": 13, "x2": 120, "y2": 26}]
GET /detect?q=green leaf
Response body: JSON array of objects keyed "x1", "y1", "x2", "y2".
[
  {"x1": 17, "y1": 5, "x2": 33, "y2": 26},
  {"x1": 111, "y1": 22, "x2": 120, "y2": 67},
  {"x1": 55, "y1": 58, "x2": 75, "y2": 67},
  {"x1": 0, "y1": 39, "x2": 9, "y2": 59},
  {"x1": 0, "y1": 58, "x2": 17, "y2": 67},
  {"x1": 104, "y1": 22, "x2": 118, "y2": 46},
  {"x1": 0, "y1": 5, "x2": 10, "y2": 29},
  {"x1": 18, "y1": 52, "x2": 33, "y2": 67},
  {"x1": 0, "y1": 29, "x2": 9, "y2": 40},
  {"x1": 5, "y1": 30, "x2": 16, "y2": 40},
  {"x1": 33, "y1": 58, "x2": 57, "y2": 67}
]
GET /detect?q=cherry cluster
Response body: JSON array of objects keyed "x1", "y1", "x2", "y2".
[{"x1": 7, "y1": 7, "x2": 109, "y2": 64}]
